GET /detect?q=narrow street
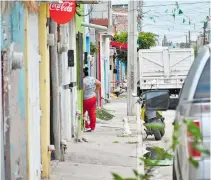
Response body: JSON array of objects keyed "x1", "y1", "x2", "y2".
[{"x1": 50, "y1": 95, "x2": 175, "y2": 180}]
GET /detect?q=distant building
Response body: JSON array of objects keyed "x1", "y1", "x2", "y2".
[{"x1": 112, "y1": 4, "x2": 128, "y2": 33}]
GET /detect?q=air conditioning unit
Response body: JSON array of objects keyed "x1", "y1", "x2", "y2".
[{"x1": 76, "y1": 0, "x2": 100, "y2": 4}]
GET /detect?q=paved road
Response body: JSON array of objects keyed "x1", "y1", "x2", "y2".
[{"x1": 50, "y1": 96, "x2": 175, "y2": 180}]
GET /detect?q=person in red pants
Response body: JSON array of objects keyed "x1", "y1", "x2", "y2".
[{"x1": 83, "y1": 67, "x2": 101, "y2": 132}]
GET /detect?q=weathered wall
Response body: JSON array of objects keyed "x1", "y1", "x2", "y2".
[
  {"x1": 69, "y1": 18, "x2": 77, "y2": 138},
  {"x1": 1, "y1": 2, "x2": 27, "y2": 180},
  {"x1": 75, "y1": 4, "x2": 85, "y2": 130},
  {"x1": 39, "y1": 3, "x2": 50, "y2": 178},
  {"x1": 0, "y1": 13, "x2": 5, "y2": 180},
  {"x1": 26, "y1": 11, "x2": 42, "y2": 180}
]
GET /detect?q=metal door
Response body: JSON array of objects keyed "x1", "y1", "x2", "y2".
[{"x1": 28, "y1": 14, "x2": 41, "y2": 180}]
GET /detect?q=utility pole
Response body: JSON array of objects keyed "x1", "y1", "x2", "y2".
[
  {"x1": 188, "y1": 30, "x2": 191, "y2": 48},
  {"x1": 137, "y1": 1, "x2": 143, "y2": 32},
  {"x1": 127, "y1": 1, "x2": 138, "y2": 116},
  {"x1": 49, "y1": 19, "x2": 61, "y2": 160}
]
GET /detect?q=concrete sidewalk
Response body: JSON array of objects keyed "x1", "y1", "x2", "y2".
[{"x1": 50, "y1": 97, "x2": 174, "y2": 180}]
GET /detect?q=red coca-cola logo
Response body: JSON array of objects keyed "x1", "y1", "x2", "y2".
[{"x1": 49, "y1": 1, "x2": 76, "y2": 24}]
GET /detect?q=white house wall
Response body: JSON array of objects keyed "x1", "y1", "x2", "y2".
[
  {"x1": 60, "y1": 24, "x2": 71, "y2": 141},
  {"x1": 68, "y1": 18, "x2": 77, "y2": 139},
  {"x1": 28, "y1": 14, "x2": 41, "y2": 180}
]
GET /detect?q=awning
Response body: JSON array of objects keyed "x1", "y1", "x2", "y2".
[{"x1": 110, "y1": 41, "x2": 128, "y2": 50}]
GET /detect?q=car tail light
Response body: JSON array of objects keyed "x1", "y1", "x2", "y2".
[{"x1": 187, "y1": 120, "x2": 201, "y2": 159}]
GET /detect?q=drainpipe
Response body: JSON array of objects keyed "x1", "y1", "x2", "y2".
[{"x1": 49, "y1": 19, "x2": 61, "y2": 161}]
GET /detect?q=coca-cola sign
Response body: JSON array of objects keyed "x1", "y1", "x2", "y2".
[{"x1": 49, "y1": 1, "x2": 76, "y2": 24}]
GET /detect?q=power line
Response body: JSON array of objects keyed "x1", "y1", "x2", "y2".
[{"x1": 142, "y1": 1, "x2": 210, "y2": 7}]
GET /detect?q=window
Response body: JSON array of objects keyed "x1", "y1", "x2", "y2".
[
  {"x1": 194, "y1": 58, "x2": 210, "y2": 99},
  {"x1": 179, "y1": 47, "x2": 208, "y2": 101}
]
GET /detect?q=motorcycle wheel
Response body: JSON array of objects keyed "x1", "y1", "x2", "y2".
[
  {"x1": 154, "y1": 130, "x2": 162, "y2": 141},
  {"x1": 159, "y1": 119, "x2": 165, "y2": 137},
  {"x1": 160, "y1": 128, "x2": 165, "y2": 137}
]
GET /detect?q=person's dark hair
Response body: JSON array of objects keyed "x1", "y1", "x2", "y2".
[{"x1": 83, "y1": 67, "x2": 89, "y2": 77}]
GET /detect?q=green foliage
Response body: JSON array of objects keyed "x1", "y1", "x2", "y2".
[
  {"x1": 113, "y1": 32, "x2": 157, "y2": 49},
  {"x1": 138, "y1": 32, "x2": 157, "y2": 49},
  {"x1": 112, "y1": 119, "x2": 210, "y2": 179},
  {"x1": 188, "y1": 157, "x2": 199, "y2": 168},
  {"x1": 112, "y1": 32, "x2": 157, "y2": 61},
  {"x1": 117, "y1": 51, "x2": 127, "y2": 62},
  {"x1": 90, "y1": 42, "x2": 98, "y2": 55},
  {"x1": 113, "y1": 32, "x2": 128, "y2": 43}
]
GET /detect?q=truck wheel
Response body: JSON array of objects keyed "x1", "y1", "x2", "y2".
[
  {"x1": 169, "y1": 98, "x2": 179, "y2": 110},
  {"x1": 154, "y1": 130, "x2": 162, "y2": 141}
]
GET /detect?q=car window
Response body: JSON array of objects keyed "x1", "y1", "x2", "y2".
[
  {"x1": 179, "y1": 47, "x2": 209, "y2": 102},
  {"x1": 194, "y1": 58, "x2": 210, "y2": 99}
]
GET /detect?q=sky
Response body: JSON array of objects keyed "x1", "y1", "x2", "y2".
[{"x1": 112, "y1": 0, "x2": 210, "y2": 44}]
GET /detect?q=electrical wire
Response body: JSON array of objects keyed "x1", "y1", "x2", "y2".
[
  {"x1": 113, "y1": 1, "x2": 209, "y2": 42},
  {"x1": 141, "y1": 1, "x2": 210, "y2": 8}
]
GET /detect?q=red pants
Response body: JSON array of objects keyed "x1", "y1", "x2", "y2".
[{"x1": 83, "y1": 96, "x2": 97, "y2": 130}]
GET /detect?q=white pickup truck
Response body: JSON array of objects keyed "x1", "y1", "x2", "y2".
[{"x1": 137, "y1": 47, "x2": 194, "y2": 109}]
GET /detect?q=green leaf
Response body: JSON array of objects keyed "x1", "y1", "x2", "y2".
[
  {"x1": 171, "y1": 135, "x2": 180, "y2": 150},
  {"x1": 112, "y1": 173, "x2": 123, "y2": 180},
  {"x1": 187, "y1": 121, "x2": 202, "y2": 140},
  {"x1": 188, "y1": 157, "x2": 199, "y2": 168},
  {"x1": 133, "y1": 169, "x2": 139, "y2": 177},
  {"x1": 140, "y1": 157, "x2": 159, "y2": 166},
  {"x1": 193, "y1": 144, "x2": 210, "y2": 156},
  {"x1": 173, "y1": 122, "x2": 180, "y2": 132}
]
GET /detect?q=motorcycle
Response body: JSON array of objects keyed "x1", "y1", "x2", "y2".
[{"x1": 141, "y1": 100, "x2": 165, "y2": 141}]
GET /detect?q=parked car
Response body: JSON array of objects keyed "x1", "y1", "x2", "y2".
[{"x1": 173, "y1": 44, "x2": 210, "y2": 180}]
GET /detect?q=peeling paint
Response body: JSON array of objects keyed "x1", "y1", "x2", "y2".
[
  {"x1": 1, "y1": 2, "x2": 27, "y2": 180},
  {"x1": 17, "y1": 69, "x2": 26, "y2": 119}
]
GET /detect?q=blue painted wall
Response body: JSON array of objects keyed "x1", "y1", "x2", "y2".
[
  {"x1": 1, "y1": 2, "x2": 27, "y2": 179},
  {"x1": 121, "y1": 62, "x2": 126, "y2": 81},
  {"x1": 86, "y1": 36, "x2": 91, "y2": 75},
  {"x1": 0, "y1": 14, "x2": 5, "y2": 180},
  {"x1": 116, "y1": 59, "x2": 120, "y2": 86}
]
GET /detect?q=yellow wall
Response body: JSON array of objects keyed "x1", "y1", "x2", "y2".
[{"x1": 39, "y1": 3, "x2": 51, "y2": 178}]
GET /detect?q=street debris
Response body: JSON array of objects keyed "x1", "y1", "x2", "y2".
[
  {"x1": 122, "y1": 117, "x2": 132, "y2": 135},
  {"x1": 82, "y1": 138, "x2": 88, "y2": 142},
  {"x1": 143, "y1": 146, "x2": 173, "y2": 166},
  {"x1": 96, "y1": 108, "x2": 115, "y2": 120},
  {"x1": 126, "y1": 141, "x2": 137, "y2": 144}
]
